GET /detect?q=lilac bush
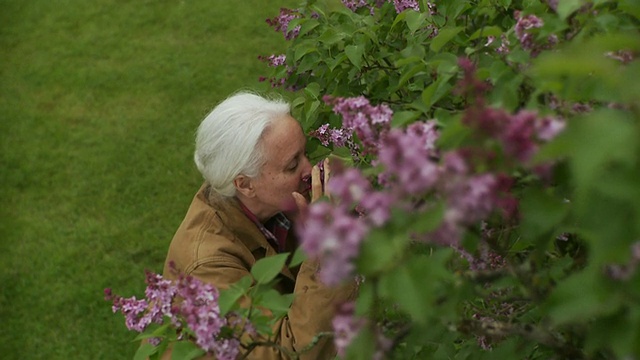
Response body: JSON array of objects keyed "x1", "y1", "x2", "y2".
[
  {"x1": 106, "y1": 270, "x2": 242, "y2": 359},
  {"x1": 260, "y1": 0, "x2": 640, "y2": 358}
]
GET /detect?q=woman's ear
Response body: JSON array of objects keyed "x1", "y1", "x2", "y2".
[{"x1": 233, "y1": 175, "x2": 255, "y2": 198}]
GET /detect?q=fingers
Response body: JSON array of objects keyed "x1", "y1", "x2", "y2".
[
  {"x1": 292, "y1": 191, "x2": 308, "y2": 213},
  {"x1": 323, "y1": 157, "x2": 331, "y2": 200},
  {"x1": 311, "y1": 164, "x2": 323, "y2": 202}
]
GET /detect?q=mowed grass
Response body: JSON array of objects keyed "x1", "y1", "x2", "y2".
[{"x1": 0, "y1": 1, "x2": 296, "y2": 358}]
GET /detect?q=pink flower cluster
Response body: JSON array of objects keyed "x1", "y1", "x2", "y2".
[
  {"x1": 514, "y1": 11, "x2": 543, "y2": 51},
  {"x1": 514, "y1": 11, "x2": 558, "y2": 57},
  {"x1": 300, "y1": 117, "x2": 516, "y2": 283},
  {"x1": 105, "y1": 270, "x2": 243, "y2": 359},
  {"x1": 332, "y1": 302, "x2": 391, "y2": 359},
  {"x1": 606, "y1": 241, "x2": 640, "y2": 281},
  {"x1": 298, "y1": 200, "x2": 369, "y2": 285},
  {"x1": 323, "y1": 95, "x2": 392, "y2": 153},
  {"x1": 341, "y1": 0, "x2": 370, "y2": 12},
  {"x1": 341, "y1": 0, "x2": 419, "y2": 14},
  {"x1": 258, "y1": 54, "x2": 295, "y2": 89},
  {"x1": 266, "y1": 8, "x2": 302, "y2": 40},
  {"x1": 259, "y1": 54, "x2": 286, "y2": 67},
  {"x1": 459, "y1": 58, "x2": 565, "y2": 164},
  {"x1": 391, "y1": 0, "x2": 420, "y2": 13},
  {"x1": 332, "y1": 302, "x2": 367, "y2": 357},
  {"x1": 310, "y1": 123, "x2": 352, "y2": 148}
]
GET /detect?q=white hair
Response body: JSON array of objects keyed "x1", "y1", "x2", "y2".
[{"x1": 194, "y1": 91, "x2": 291, "y2": 197}]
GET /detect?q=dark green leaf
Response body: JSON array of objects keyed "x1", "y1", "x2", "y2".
[
  {"x1": 345, "y1": 44, "x2": 364, "y2": 69},
  {"x1": 430, "y1": 27, "x2": 463, "y2": 53},
  {"x1": 519, "y1": 187, "x2": 568, "y2": 239},
  {"x1": 259, "y1": 289, "x2": 294, "y2": 317},
  {"x1": 289, "y1": 247, "x2": 307, "y2": 267},
  {"x1": 251, "y1": 253, "x2": 289, "y2": 284},
  {"x1": 545, "y1": 267, "x2": 621, "y2": 325},
  {"x1": 218, "y1": 275, "x2": 252, "y2": 314},
  {"x1": 171, "y1": 340, "x2": 206, "y2": 360},
  {"x1": 134, "y1": 343, "x2": 158, "y2": 360}
]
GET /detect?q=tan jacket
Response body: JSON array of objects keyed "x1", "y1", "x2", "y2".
[{"x1": 162, "y1": 184, "x2": 356, "y2": 359}]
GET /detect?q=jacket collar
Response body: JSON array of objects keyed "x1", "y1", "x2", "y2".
[{"x1": 197, "y1": 184, "x2": 295, "y2": 282}]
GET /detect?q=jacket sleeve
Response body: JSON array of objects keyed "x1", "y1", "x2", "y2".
[{"x1": 164, "y1": 256, "x2": 357, "y2": 360}]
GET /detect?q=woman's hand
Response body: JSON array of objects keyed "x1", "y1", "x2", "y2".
[{"x1": 292, "y1": 158, "x2": 331, "y2": 213}]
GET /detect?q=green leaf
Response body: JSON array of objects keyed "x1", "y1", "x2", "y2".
[
  {"x1": 469, "y1": 26, "x2": 502, "y2": 40},
  {"x1": 539, "y1": 109, "x2": 637, "y2": 197},
  {"x1": 345, "y1": 44, "x2": 365, "y2": 69},
  {"x1": 404, "y1": 10, "x2": 426, "y2": 33},
  {"x1": 396, "y1": 63, "x2": 426, "y2": 91},
  {"x1": 134, "y1": 343, "x2": 158, "y2": 360},
  {"x1": 519, "y1": 187, "x2": 568, "y2": 239},
  {"x1": 251, "y1": 253, "x2": 290, "y2": 284},
  {"x1": 407, "y1": 203, "x2": 445, "y2": 234},
  {"x1": 421, "y1": 74, "x2": 453, "y2": 110},
  {"x1": 556, "y1": 0, "x2": 585, "y2": 20},
  {"x1": 294, "y1": 42, "x2": 317, "y2": 62},
  {"x1": 545, "y1": 267, "x2": 621, "y2": 325},
  {"x1": 317, "y1": 28, "x2": 345, "y2": 45},
  {"x1": 356, "y1": 230, "x2": 405, "y2": 275},
  {"x1": 620, "y1": 0, "x2": 640, "y2": 19},
  {"x1": 379, "y1": 251, "x2": 452, "y2": 324},
  {"x1": 289, "y1": 247, "x2": 307, "y2": 267},
  {"x1": 391, "y1": 110, "x2": 421, "y2": 127},
  {"x1": 430, "y1": 27, "x2": 463, "y2": 53},
  {"x1": 344, "y1": 326, "x2": 376, "y2": 360},
  {"x1": 218, "y1": 275, "x2": 252, "y2": 314},
  {"x1": 171, "y1": 340, "x2": 206, "y2": 360},
  {"x1": 134, "y1": 323, "x2": 172, "y2": 341},
  {"x1": 259, "y1": 289, "x2": 295, "y2": 317},
  {"x1": 304, "y1": 82, "x2": 321, "y2": 100}
]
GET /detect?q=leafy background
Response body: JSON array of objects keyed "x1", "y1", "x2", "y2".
[{"x1": 0, "y1": 1, "x2": 295, "y2": 358}]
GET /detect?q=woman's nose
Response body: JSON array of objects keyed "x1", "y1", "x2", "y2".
[{"x1": 300, "y1": 155, "x2": 312, "y2": 177}]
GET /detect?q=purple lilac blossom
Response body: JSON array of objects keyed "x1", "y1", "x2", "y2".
[
  {"x1": 606, "y1": 241, "x2": 640, "y2": 281},
  {"x1": 514, "y1": 11, "x2": 543, "y2": 51},
  {"x1": 332, "y1": 302, "x2": 367, "y2": 357},
  {"x1": 390, "y1": 0, "x2": 420, "y2": 13},
  {"x1": 496, "y1": 34, "x2": 511, "y2": 54},
  {"x1": 513, "y1": 11, "x2": 558, "y2": 57},
  {"x1": 342, "y1": 0, "x2": 369, "y2": 11},
  {"x1": 426, "y1": 2, "x2": 437, "y2": 15},
  {"x1": 259, "y1": 54, "x2": 286, "y2": 67},
  {"x1": 258, "y1": 54, "x2": 294, "y2": 89},
  {"x1": 377, "y1": 124, "x2": 441, "y2": 195},
  {"x1": 310, "y1": 123, "x2": 352, "y2": 148},
  {"x1": 461, "y1": 85, "x2": 565, "y2": 164},
  {"x1": 106, "y1": 271, "x2": 241, "y2": 359},
  {"x1": 327, "y1": 168, "x2": 372, "y2": 204},
  {"x1": 297, "y1": 201, "x2": 369, "y2": 285},
  {"x1": 266, "y1": 8, "x2": 302, "y2": 40},
  {"x1": 359, "y1": 191, "x2": 395, "y2": 226},
  {"x1": 324, "y1": 95, "x2": 392, "y2": 153},
  {"x1": 605, "y1": 49, "x2": 636, "y2": 64}
]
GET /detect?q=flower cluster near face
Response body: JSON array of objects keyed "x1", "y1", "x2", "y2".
[
  {"x1": 321, "y1": 95, "x2": 392, "y2": 154},
  {"x1": 105, "y1": 270, "x2": 244, "y2": 359}
]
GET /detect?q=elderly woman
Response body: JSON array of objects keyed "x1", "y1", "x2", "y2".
[{"x1": 162, "y1": 92, "x2": 355, "y2": 359}]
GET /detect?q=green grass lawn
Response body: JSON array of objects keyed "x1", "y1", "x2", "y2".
[{"x1": 0, "y1": 1, "x2": 296, "y2": 358}]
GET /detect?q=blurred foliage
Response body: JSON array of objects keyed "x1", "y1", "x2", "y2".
[{"x1": 262, "y1": 0, "x2": 640, "y2": 358}]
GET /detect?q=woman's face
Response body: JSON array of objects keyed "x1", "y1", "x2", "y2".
[{"x1": 250, "y1": 115, "x2": 312, "y2": 220}]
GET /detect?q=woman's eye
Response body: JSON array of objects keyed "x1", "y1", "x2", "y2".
[{"x1": 287, "y1": 161, "x2": 298, "y2": 171}]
